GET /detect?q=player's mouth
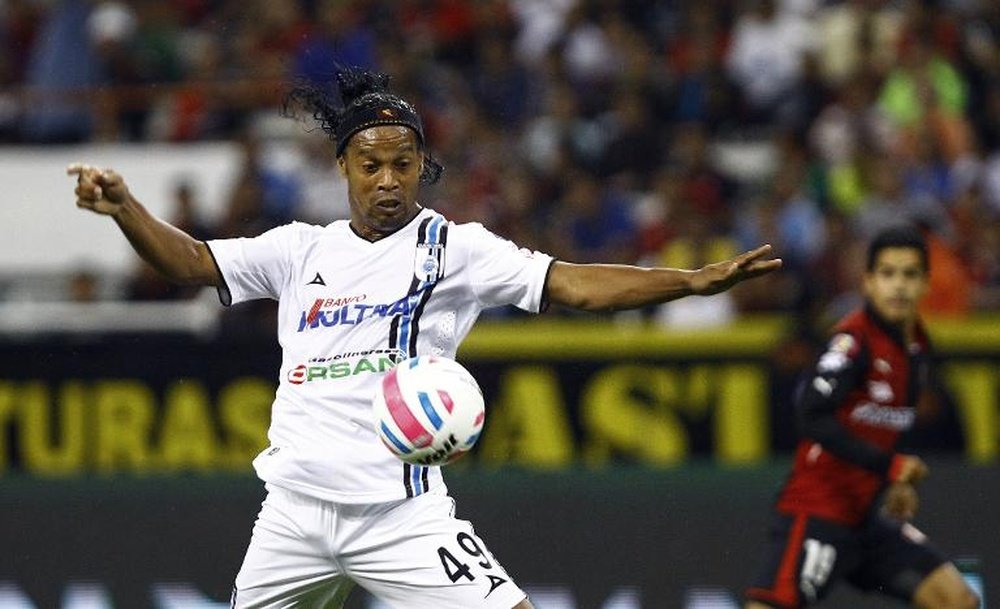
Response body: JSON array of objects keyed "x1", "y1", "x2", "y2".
[{"x1": 375, "y1": 197, "x2": 403, "y2": 212}]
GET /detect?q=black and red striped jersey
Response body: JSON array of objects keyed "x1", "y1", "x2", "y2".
[{"x1": 776, "y1": 305, "x2": 934, "y2": 526}]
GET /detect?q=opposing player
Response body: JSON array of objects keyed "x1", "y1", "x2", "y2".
[
  {"x1": 744, "y1": 226, "x2": 979, "y2": 609},
  {"x1": 68, "y1": 66, "x2": 781, "y2": 609}
]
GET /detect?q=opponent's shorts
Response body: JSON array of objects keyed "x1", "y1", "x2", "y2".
[
  {"x1": 231, "y1": 484, "x2": 527, "y2": 609},
  {"x1": 745, "y1": 510, "x2": 946, "y2": 608}
]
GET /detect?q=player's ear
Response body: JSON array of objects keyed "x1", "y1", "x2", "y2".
[{"x1": 337, "y1": 155, "x2": 347, "y2": 178}]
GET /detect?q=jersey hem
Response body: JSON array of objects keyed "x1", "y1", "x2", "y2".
[{"x1": 260, "y1": 476, "x2": 449, "y2": 505}]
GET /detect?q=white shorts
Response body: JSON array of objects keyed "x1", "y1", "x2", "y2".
[{"x1": 232, "y1": 484, "x2": 528, "y2": 609}]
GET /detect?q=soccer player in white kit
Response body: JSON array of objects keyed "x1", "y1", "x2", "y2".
[{"x1": 68, "y1": 66, "x2": 782, "y2": 609}]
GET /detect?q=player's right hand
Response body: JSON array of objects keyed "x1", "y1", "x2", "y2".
[
  {"x1": 882, "y1": 481, "x2": 919, "y2": 521},
  {"x1": 892, "y1": 454, "x2": 929, "y2": 484},
  {"x1": 67, "y1": 163, "x2": 130, "y2": 216}
]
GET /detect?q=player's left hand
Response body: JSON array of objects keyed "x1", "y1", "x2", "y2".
[
  {"x1": 689, "y1": 244, "x2": 783, "y2": 296},
  {"x1": 882, "y1": 481, "x2": 919, "y2": 521}
]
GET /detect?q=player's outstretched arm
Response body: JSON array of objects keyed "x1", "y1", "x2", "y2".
[
  {"x1": 545, "y1": 244, "x2": 782, "y2": 312},
  {"x1": 67, "y1": 164, "x2": 222, "y2": 287}
]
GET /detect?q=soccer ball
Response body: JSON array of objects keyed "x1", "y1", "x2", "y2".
[{"x1": 372, "y1": 355, "x2": 486, "y2": 466}]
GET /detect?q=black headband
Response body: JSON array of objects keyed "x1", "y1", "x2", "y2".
[{"x1": 334, "y1": 97, "x2": 424, "y2": 157}]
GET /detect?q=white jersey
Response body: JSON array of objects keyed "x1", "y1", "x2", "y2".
[{"x1": 207, "y1": 208, "x2": 553, "y2": 503}]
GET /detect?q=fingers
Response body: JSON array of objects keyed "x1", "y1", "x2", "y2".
[
  {"x1": 737, "y1": 244, "x2": 773, "y2": 265},
  {"x1": 734, "y1": 244, "x2": 782, "y2": 274},
  {"x1": 72, "y1": 172, "x2": 103, "y2": 202},
  {"x1": 69, "y1": 162, "x2": 123, "y2": 205},
  {"x1": 746, "y1": 258, "x2": 784, "y2": 275},
  {"x1": 66, "y1": 162, "x2": 94, "y2": 175}
]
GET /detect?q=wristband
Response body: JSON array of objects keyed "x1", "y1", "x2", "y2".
[{"x1": 888, "y1": 454, "x2": 907, "y2": 482}]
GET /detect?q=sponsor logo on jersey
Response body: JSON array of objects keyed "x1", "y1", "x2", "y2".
[
  {"x1": 867, "y1": 379, "x2": 894, "y2": 402},
  {"x1": 849, "y1": 402, "x2": 914, "y2": 430},
  {"x1": 286, "y1": 350, "x2": 405, "y2": 384},
  {"x1": 298, "y1": 294, "x2": 423, "y2": 332}
]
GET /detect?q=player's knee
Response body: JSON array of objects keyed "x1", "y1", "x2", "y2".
[
  {"x1": 942, "y1": 578, "x2": 981, "y2": 609},
  {"x1": 955, "y1": 587, "x2": 981, "y2": 609},
  {"x1": 921, "y1": 585, "x2": 981, "y2": 609}
]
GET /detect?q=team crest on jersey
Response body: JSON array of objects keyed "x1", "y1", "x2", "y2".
[
  {"x1": 414, "y1": 242, "x2": 445, "y2": 282},
  {"x1": 817, "y1": 333, "x2": 858, "y2": 373}
]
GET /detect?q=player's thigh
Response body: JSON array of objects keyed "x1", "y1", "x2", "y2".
[
  {"x1": 851, "y1": 515, "x2": 977, "y2": 608},
  {"x1": 344, "y1": 491, "x2": 527, "y2": 609},
  {"x1": 233, "y1": 485, "x2": 354, "y2": 608},
  {"x1": 745, "y1": 512, "x2": 859, "y2": 608}
]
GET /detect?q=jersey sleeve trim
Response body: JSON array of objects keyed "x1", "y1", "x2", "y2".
[
  {"x1": 539, "y1": 258, "x2": 557, "y2": 313},
  {"x1": 203, "y1": 240, "x2": 232, "y2": 307}
]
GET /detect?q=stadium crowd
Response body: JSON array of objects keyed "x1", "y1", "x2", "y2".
[{"x1": 3, "y1": 0, "x2": 998, "y2": 330}]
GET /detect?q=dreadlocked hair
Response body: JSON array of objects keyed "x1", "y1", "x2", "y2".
[{"x1": 282, "y1": 67, "x2": 443, "y2": 185}]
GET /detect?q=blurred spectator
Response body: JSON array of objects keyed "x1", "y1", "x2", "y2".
[
  {"x1": 547, "y1": 168, "x2": 637, "y2": 265},
  {"x1": 219, "y1": 130, "x2": 302, "y2": 237},
  {"x1": 878, "y1": 32, "x2": 972, "y2": 163},
  {"x1": 918, "y1": 222, "x2": 975, "y2": 318},
  {"x1": 854, "y1": 155, "x2": 912, "y2": 239},
  {"x1": 664, "y1": 4, "x2": 736, "y2": 129},
  {"x1": 294, "y1": 129, "x2": 351, "y2": 225},
  {"x1": 126, "y1": 179, "x2": 214, "y2": 301},
  {"x1": 814, "y1": 0, "x2": 906, "y2": 86},
  {"x1": 469, "y1": 33, "x2": 532, "y2": 128},
  {"x1": 758, "y1": 160, "x2": 826, "y2": 268},
  {"x1": 87, "y1": 1, "x2": 144, "y2": 139},
  {"x1": 896, "y1": 133, "x2": 958, "y2": 232},
  {"x1": 809, "y1": 74, "x2": 894, "y2": 215},
  {"x1": 68, "y1": 268, "x2": 101, "y2": 302},
  {"x1": 0, "y1": 0, "x2": 45, "y2": 141},
  {"x1": 520, "y1": 79, "x2": 605, "y2": 175},
  {"x1": 398, "y1": 0, "x2": 479, "y2": 66},
  {"x1": 560, "y1": 2, "x2": 627, "y2": 110},
  {"x1": 598, "y1": 85, "x2": 664, "y2": 186},
  {"x1": 725, "y1": 0, "x2": 816, "y2": 126},
  {"x1": 293, "y1": 0, "x2": 378, "y2": 87},
  {"x1": 508, "y1": 0, "x2": 575, "y2": 66},
  {"x1": 21, "y1": 0, "x2": 101, "y2": 142},
  {"x1": 665, "y1": 122, "x2": 737, "y2": 231},
  {"x1": 632, "y1": 167, "x2": 682, "y2": 260},
  {"x1": 491, "y1": 165, "x2": 547, "y2": 252},
  {"x1": 146, "y1": 29, "x2": 240, "y2": 141}
]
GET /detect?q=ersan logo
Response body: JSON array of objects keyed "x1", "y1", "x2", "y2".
[{"x1": 287, "y1": 355, "x2": 400, "y2": 384}]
